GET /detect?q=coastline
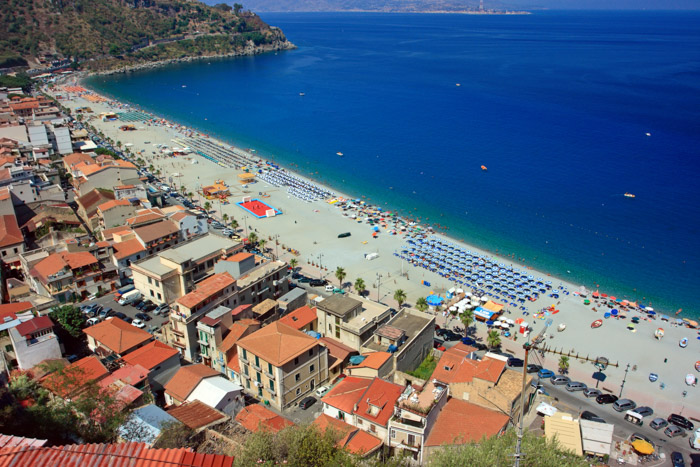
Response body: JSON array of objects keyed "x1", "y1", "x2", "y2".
[{"x1": 51, "y1": 78, "x2": 700, "y2": 419}]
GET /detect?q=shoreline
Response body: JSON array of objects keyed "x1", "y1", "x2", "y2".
[{"x1": 50, "y1": 78, "x2": 700, "y2": 418}]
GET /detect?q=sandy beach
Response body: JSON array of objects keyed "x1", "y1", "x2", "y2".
[{"x1": 50, "y1": 79, "x2": 700, "y2": 420}]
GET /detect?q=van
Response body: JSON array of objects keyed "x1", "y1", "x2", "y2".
[
  {"x1": 613, "y1": 399, "x2": 637, "y2": 412},
  {"x1": 118, "y1": 289, "x2": 142, "y2": 306},
  {"x1": 624, "y1": 410, "x2": 644, "y2": 426},
  {"x1": 565, "y1": 381, "x2": 587, "y2": 392}
]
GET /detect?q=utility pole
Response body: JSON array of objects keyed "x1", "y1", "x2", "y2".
[
  {"x1": 317, "y1": 253, "x2": 324, "y2": 280},
  {"x1": 619, "y1": 363, "x2": 630, "y2": 398},
  {"x1": 376, "y1": 273, "x2": 383, "y2": 303}
]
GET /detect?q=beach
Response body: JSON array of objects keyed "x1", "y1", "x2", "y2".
[{"x1": 51, "y1": 80, "x2": 700, "y2": 420}]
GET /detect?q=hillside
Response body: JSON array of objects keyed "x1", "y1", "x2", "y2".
[
  {"x1": 203, "y1": 0, "x2": 520, "y2": 13},
  {"x1": 0, "y1": 0, "x2": 293, "y2": 70}
]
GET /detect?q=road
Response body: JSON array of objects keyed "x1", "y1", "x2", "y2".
[{"x1": 82, "y1": 293, "x2": 170, "y2": 331}]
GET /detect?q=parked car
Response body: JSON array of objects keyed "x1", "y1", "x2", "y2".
[
  {"x1": 123, "y1": 316, "x2": 133, "y2": 324},
  {"x1": 507, "y1": 357, "x2": 524, "y2": 367},
  {"x1": 650, "y1": 418, "x2": 669, "y2": 430},
  {"x1": 113, "y1": 312, "x2": 127, "y2": 320},
  {"x1": 299, "y1": 396, "x2": 316, "y2": 410},
  {"x1": 596, "y1": 394, "x2": 619, "y2": 405},
  {"x1": 136, "y1": 300, "x2": 152, "y2": 310},
  {"x1": 310, "y1": 279, "x2": 327, "y2": 287},
  {"x1": 222, "y1": 229, "x2": 234, "y2": 236},
  {"x1": 337, "y1": 232, "x2": 351, "y2": 238},
  {"x1": 135, "y1": 312, "x2": 151, "y2": 321},
  {"x1": 583, "y1": 388, "x2": 601, "y2": 398},
  {"x1": 634, "y1": 406, "x2": 654, "y2": 417},
  {"x1": 142, "y1": 303, "x2": 157, "y2": 312},
  {"x1": 527, "y1": 364, "x2": 543, "y2": 374},
  {"x1": 86, "y1": 317, "x2": 101, "y2": 326},
  {"x1": 132, "y1": 319, "x2": 146, "y2": 329},
  {"x1": 103, "y1": 307, "x2": 114, "y2": 317},
  {"x1": 668, "y1": 414, "x2": 694, "y2": 431},
  {"x1": 565, "y1": 381, "x2": 587, "y2": 392},
  {"x1": 433, "y1": 338, "x2": 446, "y2": 351},
  {"x1": 551, "y1": 375, "x2": 571, "y2": 386},
  {"x1": 315, "y1": 386, "x2": 330, "y2": 397},
  {"x1": 154, "y1": 304, "x2": 170, "y2": 315},
  {"x1": 538, "y1": 369, "x2": 555, "y2": 379},
  {"x1": 613, "y1": 399, "x2": 637, "y2": 412},
  {"x1": 630, "y1": 433, "x2": 653, "y2": 445},
  {"x1": 441, "y1": 330, "x2": 461, "y2": 342},
  {"x1": 461, "y1": 336, "x2": 476, "y2": 346},
  {"x1": 671, "y1": 451, "x2": 686, "y2": 467},
  {"x1": 298, "y1": 277, "x2": 312, "y2": 283},
  {"x1": 665, "y1": 425, "x2": 685, "y2": 438},
  {"x1": 580, "y1": 411, "x2": 606, "y2": 424}
]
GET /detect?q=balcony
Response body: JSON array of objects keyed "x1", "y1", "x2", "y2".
[
  {"x1": 252, "y1": 363, "x2": 261, "y2": 372},
  {"x1": 264, "y1": 369, "x2": 275, "y2": 380},
  {"x1": 171, "y1": 328, "x2": 184, "y2": 337},
  {"x1": 267, "y1": 386, "x2": 276, "y2": 396},
  {"x1": 241, "y1": 372, "x2": 250, "y2": 380},
  {"x1": 391, "y1": 415, "x2": 425, "y2": 431},
  {"x1": 240, "y1": 354, "x2": 248, "y2": 364}
]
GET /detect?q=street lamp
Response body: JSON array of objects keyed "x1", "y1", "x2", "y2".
[
  {"x1": 376, "y1": 273, "x2": 383, "y2": 303},
  {"x1": 317, "y1": 253, "x2": 324, "y2": 279}
]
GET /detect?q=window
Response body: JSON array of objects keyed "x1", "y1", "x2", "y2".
[
  {"x1": 268, "y1": 363, "x2": 273, "y2": 374},
  {"x1": 242, "y1": 349, "x2": 247, "y2": 360},
  {"x1": 294, "y1": 357, "x2": 299, "y2": 365},
  {"x1": 269, "y1": 380, "x2": 275, "y2": 391},
  {"x1": 150, "y1": 290, "x2": 154, "y2": 297},
  {"x1": 157, "y1": 293, "x2": 162, "y2": 300},
  {"x1": 310, "y1": 364, "x2": 315, "y2": 373},
  {"x1": 257, "y1": 387, "x2": 262, "y2": 397},
  {"x1": 296, "y1": 388, "x2": 301, "y2": 396},
  {"x1": 295, "y1": 374, "x2": 300, "y2": 382},
  {"x1": 246, "y1": 380, "x2": 250, "y2": 389},
  {"x1": 148, "y1": 277, "x2": 152, "y2": 285},
  {"x1": 256, "y1": 372, "x2": 261, "y2": 383},
  {"x1": 310, "y1": 380, "x2": 315, "y2": 390},
  {"x1": 370, "y1": 424, "x2": 376, "y2": 433},
  {"x1": 357, "y1": 419, "x2": 363, "y2": 425},
  {"x1": 407, "y1": 434, "x2": 415, "y2": 446},
  {"x1": 308, "y1": 349, "x2": 313, "y2": 357},
  {"x1": 244, "y1": 365, "x2": 249, "y2": 376},
  {"x1": 391, "y1": 430, "x2": 396, "y2": 439},
  {"x1": 335, "y1": 326, "x2": 340, "y2": 339},
  {"x1": 255, "y1": 356, "x2": 260, "y2": 367}
]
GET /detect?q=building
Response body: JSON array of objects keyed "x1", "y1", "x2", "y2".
[
  {"x1": 235, "y1": 404, "x2": 294, "y2": 434},
  {"x1": 214, "y1": 254, "x2": 289, "y2": 307},
  {"x1": 83, "y1": 317, "x2": 153, "y2": 357},
  {"x1": 277, "y1": 287, "x2": 307, "y2": 315},
  {"x1": 111, "y1": 237, "x2": 147, "y2": 279},
  {"x1": 544, "y1": 412, "x2": 583, "y2": 456},
  {"x1": 316, "y1": 294, "x2": 392, "y2": 351},
  {"x1": 167, "y1": 400, "x2": 229, "y2": 432},
  {"x1": 164, "y1": 363, "x2": 218, "y2": 406},
  {"x1": 236, "y1": 321, "x2": 329, "y2": 410},
  {"x1": 321, "y1": 376, "x2": 372, "y2": 423},
  {"x1": 422, "y1": 398, "x2": 510, "y2": 463},
  {"x1": 186, "y1": 376, "x2": 244, "y2": 416},
  {"x1": 347, "y1": 352, "x2": 393, "y2": 380},
  {"x1": 113, "y1": 184, "x2": 147, "y2": 202},
  {"x1": 75, "y1": 188, "x2": 115, "y2": 230},
  {"x1": 133, "y1": 220, "x2": 180, "y2": 256},
  {"x1": 42, "y1": 355, "x2": 110, "y2": 400},
  {"x1": 313, "y1": 414, "x2": 384, "y2": 458},
  {"x1": 130, "y1": 234, "x2": 243, "y2": 306},
  {"x1": 119, "y1": 404, "x2": 178, "y2": 445},
  {"x1": 196, "y1": 306, "x2": 234, "y2": 368},
  {"x1": 279, "y1": 305, "x2": 318, "y2": 333},
  {"x1": 8, "y1": 316, "x2": 62, "y2": 370},
  {"x1": 0, "y1": 214, "x2": 24, "y2": 266},
  {"x1": 73, "y1": 159, "x2": 140, "y2": 196},
  {"x1": 361, "y1": 308, "x2": 435, "y2": 373},
  {"x1": 216, "y1": 319, "x2": 261, "y2": 384},
  {"x1": 319, "y1": 336, "x2": 357, "y2": 382},
  {"x1": 169, "y1": 211, "x2": 208, "y2": 241},
  {"x1": 121, "y1": 340, "x2": 181, "y2": 392},
  {"x1": 97, "y1": 199, "x2": 136, "y2": 229}
]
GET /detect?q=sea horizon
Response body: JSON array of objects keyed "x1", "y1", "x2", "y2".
[{"x1": 86, "y1": 10, "x2": 700, "y2": 319}]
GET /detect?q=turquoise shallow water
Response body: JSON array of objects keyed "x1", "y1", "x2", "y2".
[{"x1": 87, "y1": 11, "x2": 700, "y2": 318}]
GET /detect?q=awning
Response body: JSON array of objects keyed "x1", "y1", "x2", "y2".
[
  {"x1": 536, "y1": 402, "x2": 558, "y2": 417},
  {"x1": 474, "y1": 306, "x2": 496, "y2": 320}
]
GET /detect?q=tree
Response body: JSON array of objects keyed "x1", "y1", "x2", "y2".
[
  {"x1": 487, "y1": 329, "x2": 501, "y2": 349},
  {"x1": 233, "y1": 3, "x2": 243, "y2": 15},
  {"x1": 247, "y1": 232, "x2": 258, "y2": 245},
  {"x1": 415, "y1": 297, "x2": 429, "y2": 312},
  {"x1": 153, "y1": 420, "x2": 199, "y2": 449},
  {"x1": 229, "y1": 218, "x2": 238, "y2": 231},
  {"x1": 289, "y1": 258, "x2": 298, "y2": 270},
  {"x1": 203, "y1": 201, "x2": 211, "y2": 212},
  {"x1": 460, "y1": 308, "x2": 474, "y2": 338},
  {"x1": 222, "y1": 213, "x2": 229, "y2": 225},
  {"x1": 50, "y1": 305, "x2": 85, "y2": 338},
  {"x1": 258, "y1": 238, "x2": 267, "y2": 252},
  {"x1": 558, "y1": 356, "x2": 570, "y2": 375},
  {"x1": 394, "y1": 289, "x2": 406, "y2": 308},
  {"x1": 354, "y1": 278, "x2": 365, "y2": 296},
  {"x1": 335, "y1": 267, "x2": 346, "y2": 288}
]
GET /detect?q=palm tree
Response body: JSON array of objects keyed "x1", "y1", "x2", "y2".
[
  {"x1": 258, "y1": 238, "x2": 267, "y2": 252},
  {"x1": 394, "y1": 289, "x2": 407, "y2": 308},
  {"x1": 460, "y1": 308, "x2": 474, "y2": 338},
  {"x1": 335, "y1": 267, "x2": 346, "y2": 288},
  {"x1": 487, "y1": 329, "x2": 501, "y2": 350},
  {"x1": 248, "y1": 232, "x2": 258, "y2": 245},
  {"x1": 289, "y1": 258, "x2": 298, "y2": 271},
  {"x1": 203, "y1": 201, "x2": 211, "y2": 213},
  {"x1": 229, "y1": 219, "x2": 238, "y2": 231},
  {"x1": 354, "y1": 278, "x2": 365, "y2": 296},
  {"x1": 558, "y1": 356, "x2": 570, "y2": 375},
  {"x1": 222, "y1": 213, "x2": 229, "y2": 225},
  {"x1": 415, "y1": 297, "x2": 429, "y2": 312}
]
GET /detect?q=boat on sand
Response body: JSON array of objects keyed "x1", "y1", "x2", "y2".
[{"x1": 591, "y1": 319, "x2": 603, "y2": 329}]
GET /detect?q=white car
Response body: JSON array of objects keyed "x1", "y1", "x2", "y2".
[
  {"x1": 222, "y1": 229, "x2": 233, "y2": 236},
  {"x1": 132, "y1": 319, "x2": 146, "y2": 329},
  {"x1": 315, "y1": 385, "x2": 330, "y2": 397}
]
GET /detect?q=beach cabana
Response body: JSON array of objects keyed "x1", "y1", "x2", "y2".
[{"x1": 474, "y1": 306, "x2": 497, "y2": 322}]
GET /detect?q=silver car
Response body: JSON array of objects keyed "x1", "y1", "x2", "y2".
[
  {"x1": 613, "y1": 399, "x2": 636, "y2": 412},
  {"x1": 551, "y1": 375, "x2": 571, "y2": 386},
  {"x1": 664, "y1": 425, "x2": 685, "y2": 438},
  {"x1": 565, "y1": 381, "x2": 587, "y2": 392},
  {"x1": 650, "y1": 418, "x2": 668, "y2": 430},
  {"x1": 583, "y1": 388, "x2": 602, "y2": 398}
]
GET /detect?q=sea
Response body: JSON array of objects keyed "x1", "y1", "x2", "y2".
[{"x1": 86, "y1": 11, "x2": 700, "y2": 319}]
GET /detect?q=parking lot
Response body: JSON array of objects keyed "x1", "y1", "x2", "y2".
[{"x1": 81, "y1": 292, "x2": 170, "y2": 332}]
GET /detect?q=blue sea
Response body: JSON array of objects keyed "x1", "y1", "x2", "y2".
[{"x1": 87, "y1": 11, "x2": 700, "y2": 318}]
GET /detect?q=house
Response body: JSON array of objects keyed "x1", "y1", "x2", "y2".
[
  {"x1": 164, "y1": 363, "x2": 218, "y2": 406},
  {"x1": 130, "y1": 234, "x2": 243, "y2": 306},
  {"x1": 321, "y1": 376, "x2": 372, "y2": 424},
  {"x1": 196, "y1": 306, "x2": 234, "y2": 369},
  {"x1": 347, "y1": 352, "x2": 393, "y2": 380},
  {"x1": 8, "y1": 315, "x2": 62, "y2": 370},
  {"x1": 186, "y1": 376, "x2": 244, "y2": 416},
  {"x1": 235, "y1": 404, "x2": 294, "y2": 434},
  {"x1": 41, "y1": 355, "x2": 110, "y2": 400},
  {"x1": 236, "y1": 320, "x2": 329, "y2": 410},
  {"x1": 388, "y1": 380, "x2": 449, "y2": 463},
  {"x1": 0, "y1": 214, "x2": 24, "y2": 266},
  {"x1": 430, "y1": 344, "x2": 532, "y2": 422},
  {"x1": 113, "y1": 184, "x2": 147, "y2": 202},
  {"x1": 169, "y1": 210, "x2": 208, "y2": 240},
  {"x1": 216, "y1": 319, "x2": 261, "y2": 383},
  {"x1": 97, "y1": 199, "x2": 136, "y2": 229},
  {"x1": 319, "y1": 337, "x2": 357, "y2": 382},
  {"x1": 83, "y1": 317, "x2": 153, "y2": 357},
  {"x1": 121, "y1": 340, "x2": 181, "y2": 392},
  {"x1": 119, "y1": 404, "x2": 178, "y2": 445},
  {"x1": 316, "y1": 294, "x2": 392, "y2": 351},
  {"x1": 313, "y1": 414, "x2": 383, "y2": 458},
  {"x1": 422, "y1": 398, "x2": 510, "y2": 463},
  {"x1": 29, "y1": 250, "x2": 114, "y2": 303},
  {"x1": 251, "y1": 298, "x2": 278, "y2": 324},
  {"x1": 169, "y1": 273, "x2": 239, "y2": 361},
  {"x1": 168, "y1": 400, "x2": 229, "y2": 432},
  {"x1": 279, "y1": 305, "x2": 318, "y2": 333},
  {"x1": 98, "y1": 364, "x2": 148, "y2": 407},
  {"x1": 73, "y1": 159, "x2": 140, "y2": 196},
  {"x1": 111, "y1": 238, "x2": 147, "y2": 279},
  {"x1": 133, "y1": 219, "x2": 180, "y2": 256},
  {"x1": 277, "y1": 287, "x2": 307, "y2": 315},
  {"x1": 544, "y1": 412, "x2": 583, "y2": 456},
  {"x1": 62, "y1": 152, "x2": 93, "y2": 175},
  {"x1": 75, "y1": 188, "x2": 114, "y2": 230},
  {"x1": 360, "y1": 308, "x2": 435, "y2": 373},
  {"x1": 213, "y1": 253, "x2": 290, "y2": 307},
  {"x1": 0, "y1": 302, "x2": 34, "y2": 331}
]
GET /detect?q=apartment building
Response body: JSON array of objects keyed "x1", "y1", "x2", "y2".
[{"x1": 316, "y1": 294, "x2": 392, "y2": 351}]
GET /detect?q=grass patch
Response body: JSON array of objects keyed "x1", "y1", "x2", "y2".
[{"x1": 407, "y1": 354, "x2": 437, "y2": 380}]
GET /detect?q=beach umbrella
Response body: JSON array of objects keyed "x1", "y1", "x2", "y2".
[
  {"x1": 647, "y1": 310, "x2": 656, "y2": 316},
  {"x1": 631, "y1": 440, "x2": 654, "y2": 455},
  {"x1": 645, "y1": 307, "x2": 654, "y2": 312},
  {"x1": 683, "y1": 319, "x2": 698, "y2": 328},
  {"x1": 486, "y1": 320, "x2": 495, "y2": 326}
]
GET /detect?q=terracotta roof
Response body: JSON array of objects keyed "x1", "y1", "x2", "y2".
[
  {"x1": 31, "y1": 251, "x2": 99, "y2": 282},
  {"x1": 348, "y1": 352, "x2": 392, "y2": 370},
  {"x1": 103, "y1": 364, "x2": 149, "y2": 387},
  {"x1": 279, "y1": 306, "x2": 317, "y2": 330},
  {"x1": 164, "y1": 364, "x2": 218, "y2": 403},
  {"x1": 112, "y1": 238, "x2": 146, "y2": 260},
  {"x1": 98, "y1": 199, "x2": 132, "y2": 212},
  {"x1": 75, "y1": 159, "x2": 136, "y2": 177},
  {"x1": 0, "y1": 442, "x2": 234, "y2": 467},
  {"x1": 0, "y1": 215, "x2": 23, "y2": 248},
  {"x1": 168, "y1": 400, "x2": 227, "y2": 430},
  {"x1": 424, "y1": 398, "x2": 509, "y2": 447},
  {"x1": 235, "y1": 404, "x2": 294, "y2": 433},
  {"x1": 231, "y1": 304, "x2": 252, "y2": 317},
  {"x1": 133, "y1": 220, "x2": 179, "y2": 244},
  {"x1": 321, "y1": 376, "x2": 372, "y2": 415},
  {"x1": 218, "y1": 322, "x2": 252, "y2": 354},
  {"x1": 169, "y1": 211, "x2": 191, "y2": 222},
  {"x1": 126, "y1": 212, "x2": 164, "y2": 226},
  {"x1": 176, "y1": 273, "x2": 235, "y2": 310},
  {"x1": 354, "y1": 378, "x2": 403, "y2": 427},
  {"x1": 63, "y1": 152, "x2": 92, "y2": 168},
  {"x1": 237, "y1": 321, "x2": 318, "y2": 367},
  {"x1": 83, "y1": 317, "x2": 152, "y2": 355},
  {"x1": 101, "y1": 225, "x2": 132, "y2": 241},
  {"x1": 0, "y1": 302, "x2": 33, "y2": 321},
  {"x1": 319, "y1": 337, "x2": 356, "y2": 362},
  {"x1": 431, "y1": 344, "x2": 504, "y2": 385},
  {"x1": 42, "y1": 356, "x2": 109, "y2": 398},
  {"x1": 122, "y1": 340, "x2": 179, "y2": 370},
  {"x1": 313, "y1": 414, "x2": 383, "y2": 457},
  {"x1": 0, "y1": 434, "x2": 47, "y2": 449},
  {"x1": 15, "y1": 316, "x2": 53, "y2": 337},
  {"x1": 76, "y1": 188, "x2": 114, "y2": 217}
]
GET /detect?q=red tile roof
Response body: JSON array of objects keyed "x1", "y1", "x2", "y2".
[
  {"x1": 42, "y1": 356, "x2": 109, "y2": 398},
  {"x1": 226, "y1": 252, "x2": 253, "y2": 263},
  {"x1": 354, "y1": 378, "x2": 403, "y2": 427},
  {"x1": 319, "y1": 336, "x2": 356, "y2": 363},
  {"x1": 164, "y1": 364, "x2": 218, "y2": 403},
  {"x1": 112, "y1": 238, "x2": 146, "y2": 260},
  {"x1": 0, "y1": 434, "x2": 47, "y2": 449},
  {"x1": 98, "y1": 199, "x2": 132, "y2": 212},
  {"x1": 176, "y1": 273, "x2": 235, "y2": 310},
  {"x1": 431, "y1": 344, "x2": 504, "y2": 385},
  {"x1": 133, "y1": 220, "x2": 179, "y2": 244},
  {"x1": 122, "y1": 340, "x2": 179, "y2": 370},
  {"x1": 103, "y1": 363, "x2": 149, "y2": 387},
  {"x1": 168, "y1": 400, "x2": 228, "y2": 430},
  {"x1": 424, "y1": 398, "x2": 509, "y2": 447},
  {"x1": 0, "y1": 442, "x2": 233, "y2": 467},
  {"x1": 83, "y1": 317, "x2": 152, "y2": 355},
  {"x1": 230, "y1": 304, "x2": 252, "y2": 317},
  {"x1": 15, "y1": 316, "x2": 53, "y2": 337},
  {"x1": 279, "y1": 306, "x2": 318, "y2": 330},
  {"x1": 76, "y1": 188, "x2": 114, "y2": 217},
  {"x1": 32, "y1": 251, "x2": 99, "y2": 282},
  {"x1": 63, "y1": 152, "x2": 92, "y2": 168},
  {"x1": 313, "y1": 414, "x2": 383, "y2": 457},
  {"x1": 219, "y1": 321, "x2": 259, "y2": 354},
  {"x1": 235, "y1": 404, "x2": 294, "y2": 433},
  {"x1": 348, "y1": 352, "x2": 392, "y2": 370},
  {"x1": 101, "y1": 225, "x2": 132, "y2": 241},
  {"x1": 0, "y1": 302, "x2": 33, "y2": 322},
  {"x1": 237, "y1": 321, "x2": 318, "y2": 367},
  {"x1": 321, "y1": 376, "x2": 372, "y2": 415},
  {"x1": 0, "y1": 215, "x2": 23, "y2": 248}
]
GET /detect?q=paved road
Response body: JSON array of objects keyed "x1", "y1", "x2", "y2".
[{"x1": 81, "y1": 293, "x2": 170, "y2": 331}]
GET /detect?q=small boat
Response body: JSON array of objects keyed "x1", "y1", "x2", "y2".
[
  {"x1": 695, "y1": 361, "x2": 700, "y2": 372},
  {"x1": 481, "y1": 165, "x2": 487, "y2": 171},
  {"x1": 685, "y1": 374, "x2": 697, "y2": 386},
  {"x1": 680, "y1": 338, "x2": 688, "y2": 348},
  {"x1": 591, "y1": 319, "x2": 603, "y2": 329},
  {"x1": 456, "y1": 83, "x2": 461, "y2": 87},
  {"x1": 624, "y1": 193, "x2": 636, "y2": 198},
  {"x1": 337, "y1": 152, "x2": 343, "y2": 157},
  {"x1": 654, "y1": 328, "x2": 664, "y2": 339},
  {"x1": 557, "y1": 323, "x2": 566, "y2": 332},
  {"x1": 299, "y1": 92, "x2": 305, "y2": 96},
  {"x1": 649, "y1": 373, "x2": 658, "y2": 382}
]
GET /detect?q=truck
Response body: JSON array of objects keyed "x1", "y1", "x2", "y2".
[
  {"x1": 118, "y1": 289, "x2": 141, "y2": 306},
  {"x1": 691, "y1": 427, "x2": 700, "y2": 450},
  {"x1": 114, "y1": 284, "x2": 135, "y2": 301}
]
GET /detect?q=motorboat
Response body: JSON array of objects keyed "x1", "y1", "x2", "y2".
[
  {"x1": 649, "y1": 373, "x2": 658, "y2": 382},
  {"x1": 337, "y1": 152, "x2": 343, "y2": 156},
  {"x1": 591, "y1": 319, "x2": 603, "y2": 329},
  {"x1": 695, "y1": 361, "x2": 700, "y2": 372},
  {"x1": 481, "y1": 165, "x2": 487, "y2": 171},
  {"x1": 654, "y1": 328, "x2": 664, "y2": 339},
  {"x1": 557, "y1": 323, "x2": 566, "y2": 332},
  {"x1": 686, "y1": 374, "x2": 697, "y2": 386},
  {"x1": 624, "y1": 193, "x2": 636, "y2": 198},
  {"x1": 680, "y1": 338, "x2": 689, "y2": 348}
]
